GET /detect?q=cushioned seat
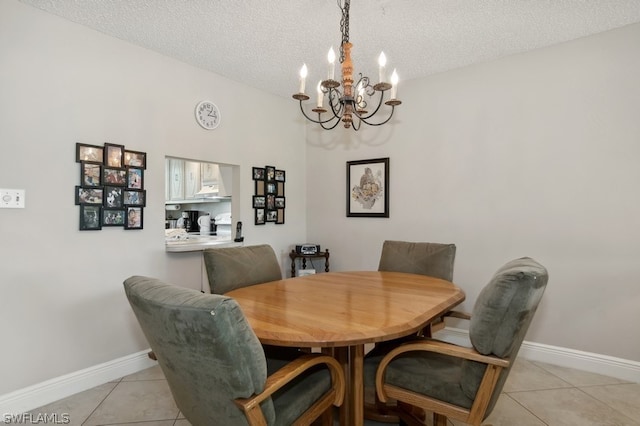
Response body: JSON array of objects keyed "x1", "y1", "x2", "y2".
[
  {"x1": 124, "y1": 276, "x2": 344, "y2": 426},
  {"x1": 364, "y1": 257, "x2": 548, "y2": 426}
]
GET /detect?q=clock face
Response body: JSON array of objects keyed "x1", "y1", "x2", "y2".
[{"x1": 195, "y1": 101, "x2": 220, "y2": 130}]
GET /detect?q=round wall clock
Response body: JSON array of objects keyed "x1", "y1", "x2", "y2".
[{"x1": 195, "y1": 100, "x2": 221, "y2": 130}]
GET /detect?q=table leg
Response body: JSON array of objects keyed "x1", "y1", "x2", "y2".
[{"x1": 349, "y1": 344, "x2": 365, "y2": 426}]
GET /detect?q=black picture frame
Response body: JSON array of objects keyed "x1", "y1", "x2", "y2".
[
  {"x1": 104, "y1": 143, "x2": 125, "y2": 168},
  {"x1": 265, "y1": 165, "x2": 276, "y2": 181},
  {"x1": 124, "y1": 190, "x2": 146, "y2": 206},
  {"x1": 266, "y1": 182, "x2": 277, "y2": 194},
  {"x1": 79, "y1": 205, "x2": 102, "y2": 230},
  {"x1": 102, "y1": 208, "x2": 126, "y2": 226},
  {"x1": 76, "y1": 143, "x2": 104, "y2": 164},
  {"x1": 252, "y1": 167, "x2": 265, "y2": 180},
  {"x1": 125, "y1": 206, "x2": 143, "y2": 230},
  {"x1": 253, "y1": 195, "x2": 266, "y2": 208},
  {"x1": 81, "y1": 163, "x2": 102, "y2": 187},
  {"x1": 75, "y1": 186, "x2": 103, "y2": 205},
  {"x1": 275, "y1": 197, "x2": 285, "y2": 208},
  {"x1": 275, "y1": 169, "x2": 286, "y2": 182},
  {"x1": 104, "y1": 186, "x2": 124, "y2": 208},
  {"x1": 127, "y1": 167, "x2": 144, "y2": 190},
  {"x1": 123, "y1": 150, "x2": 146, "y2": 169},
  {"x1": 346, "y1": 157, "x2": 389, "y2": 218},
  {"x1": 103, "y1": 167, "x2": 127, "y2": 186},
  {"x1": 276, "y1": 208, "x2": 285, "y2": 225},
  {"x1": 266, "y1": 209, "x2": 277, "y2": 222},
  {"x1": 255, "y1": 208, "x2": 266, "y2": 225}
]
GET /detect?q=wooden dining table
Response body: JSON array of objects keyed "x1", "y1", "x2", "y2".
[{"x1": 225, "y1": 270, "x2": 465, "y2": 426}]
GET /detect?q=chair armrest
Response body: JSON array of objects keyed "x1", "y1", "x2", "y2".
[
  {"x1": 442, "y1": 310, "x2": 471, "y2": 320},
  {"x1": 235, "y1": 353, "x2": 345, "y2": 414},
  {"x1": 375, "y1": 339, "x2": 510, "y2": 403}
]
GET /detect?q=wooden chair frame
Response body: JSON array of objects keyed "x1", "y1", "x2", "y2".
[
  {"x1": 375, "y1": 338, "x2": 510, "y2": 426},
  {"x1": 235, "y1": 353, "x2": 345, "y2": 426}
]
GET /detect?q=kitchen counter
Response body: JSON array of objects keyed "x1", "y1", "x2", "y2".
[{"x1": 165, "y1": 235, "x2": 242, "y2": 252}]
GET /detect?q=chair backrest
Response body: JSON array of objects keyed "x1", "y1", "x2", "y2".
[
  {"x1": 124, "y1": 276, "x2": 274, "y2": 426},
  {"x1": 378, "y1": 240, "x2": 457, "y2": 281},
  {"x1": 203, "y1": 244, "x2": 282, "y2": 294},
  {"x1": 461, "y1": 257, "x2": 548, "y2": 417}
]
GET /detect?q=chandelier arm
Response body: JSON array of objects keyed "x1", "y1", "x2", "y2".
[
  {"x1": 356, "y1": 105, "x2": 396, "y2": 127},
  {"x1": 297, "y1": 101, "x2": 342, "y2": 125},
  {"x1": 353, "y1": 90, "x2": 385, "y2": 120}
]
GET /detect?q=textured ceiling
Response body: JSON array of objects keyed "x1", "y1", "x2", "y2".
[{"x1": 18, "y1": 0, "x2": 640, "y2": 99}]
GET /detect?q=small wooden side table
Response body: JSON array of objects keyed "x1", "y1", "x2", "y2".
[{"x1": 289, "y1": 249, "x2": 330, "y2": 277}]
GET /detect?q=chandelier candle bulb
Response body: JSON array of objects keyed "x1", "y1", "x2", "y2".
[
  {"x1": 390, "y1": 69, "x2": 399, "y2": 99},
  {"x1": 317, "y1": 81, "x2": 323, "y2": 108},
  {"x1": 299, "y1": 64, "x2": 308, "y2": 94},
  {"x1": 378, "y1": 52, "x2": 387, "y2": 83},
  {"x1": 328, "y1": 47, "x2": 336, "y2": 80}
]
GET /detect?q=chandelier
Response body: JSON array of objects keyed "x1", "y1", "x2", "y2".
[{"x1": 292, "y1": 0, "x2": 401, "y2": 130}]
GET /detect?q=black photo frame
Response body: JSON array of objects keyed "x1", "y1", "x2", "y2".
[
  {"x1": 252, "y1": 167, "x2": 265, "y2": 180},
  {"x1": 266, "y1": 210, "x2": 277, "y2": 222},
  {"x1": 124, "y1": 190, "x2": 146, "y2": 206},
  {"x1": 265, "y1": 165, "x2": 276, "y2": 181},
  {"x1": 127, "y1": 167, "x2": 144, "y2": 190},
  {"x1": 276, "y1": 208, "x2": 285, "y2": 225},
  {"x1": 275, "y1": 169, "x2": 286, "y2": 182},
  {"x1": 81, "y1": 163, "x2": 102, "y2": 187},
  {"x1": 123, "y1": 150, "x2": 146, "y2": 169},
  {"x1": 79, "y1": 205, "x2": 102, "y2": 230},
  {"x1": 102, "y1": 209, "x2": 126, "y2": 226},
  {"x1": 76, "y1": 143, "x2": 104, "y2": 164},
  {"x1": 75, "y1": 186, "x2": 103, "y2": 205},
  {"x1": 103, "y1": 167, "x2": 127, "y2": 186},
  {"x1": 346, "y1": 157, "x2": 389, "y2": 218},
  {"x1": 125, "y1": 206, "x2": 143, "y2": 230},
  {"x1": 253, "y1": 195, "x2": 266, "y2": 208},
  {"x1": 104, "y1": 186, "x2": 124, "y2": 208},
  {"x1": 255, "y1": 208, "x2": 266, "y2": 225},
  {"x1": 104, "y1": 143, "x2": 125, "y2": 168}
]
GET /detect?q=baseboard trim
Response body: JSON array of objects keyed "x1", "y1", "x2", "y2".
[
  {"x1": 0, "y1": 349, "x2": 156, "y2": 415},
  {"x1": 437, "y1": 328, "x2": 640, "y2": 383},
  {"x1": 3, "y1": 334, "x2": 639, "y2": 415}
]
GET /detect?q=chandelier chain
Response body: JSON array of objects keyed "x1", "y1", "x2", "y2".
[{"x1": 338, "y1": 0, "x2": 350, "y2": 63}]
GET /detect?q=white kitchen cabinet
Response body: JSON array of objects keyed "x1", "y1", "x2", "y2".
[{"x1": 184, "y1": 161, "x2": 201, "y2": 199}]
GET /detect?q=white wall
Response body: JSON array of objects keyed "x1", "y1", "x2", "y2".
[
  {"x1": 306, "y1": 23, "x2": 640, "y2": 362},
  {"x1": 0, "y1": 0, "x2": 307, "y2": 395}
]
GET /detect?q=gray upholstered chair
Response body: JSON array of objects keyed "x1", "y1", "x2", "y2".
[
  {"x1": 124, "y1": 276, "x2": 345, "y2": 426},
  {"x1": 203, "y1": 244, "x2": 282, "y2": 295},
  {"x1": 365, "y1": 257, "x2": 548, "y2": 426},
  {"x1": 378, "y1": 240, "x2": 457, "y2": 336}
]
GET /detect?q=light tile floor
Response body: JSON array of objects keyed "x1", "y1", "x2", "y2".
[{"x1": 26, "y1": 359, "x2": 640, "y2": 425}]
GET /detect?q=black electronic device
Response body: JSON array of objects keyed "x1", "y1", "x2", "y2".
[
  {"x1": 295, "y1": 244, "x2": 321, "y2": 255},
  {"x1": 234, "y1": 221, "x2": 244, "y2": 242}
]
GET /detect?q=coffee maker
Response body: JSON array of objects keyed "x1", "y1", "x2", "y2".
[{"x1": 180, "y1": 210, "x2": 200, "y2": 233}]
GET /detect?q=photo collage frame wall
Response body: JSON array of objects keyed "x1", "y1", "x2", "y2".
[
  {"x1": 252, "y1": 165, "x2": 285, "y2": 225},
  {"x1": 75, "y1": 142, "x2": 147, "y2": 230}
]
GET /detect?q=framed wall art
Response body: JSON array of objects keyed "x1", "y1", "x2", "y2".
[
  {"x1": 125, "y1": 207, "x2": 143, "y2": 230},
  {"x1": 105, "y1": 143, "x2": 124, "y2": 168},
  {"x1": 252, "y1": 164, "x2": 285, "y2": 225},
  {"x1": 346, "y1": 157, "x2": 389, "y2": 218},
  {"x1": 76, "y1": 143, "x2": 104, "y2": 164},
  {"x1": 75, "y1": 142, "x2": 147, "y2": 230}
]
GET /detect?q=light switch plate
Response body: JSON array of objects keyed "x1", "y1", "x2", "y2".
[{"x1": 0, "y1": 189, "x2": 25, "y2": 208}]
